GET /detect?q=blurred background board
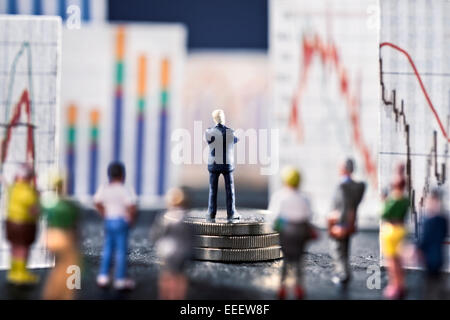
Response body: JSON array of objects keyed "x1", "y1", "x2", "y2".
[
  {"x1": 180, "y1": 52, "x2": 269, "y2": 190},
  {"x1": 61, "y1": 24, "x2": 186, "y2": 208},
  {"x1": 379, "y1": 0, "x2": 450, "y2": 270},
  {"x1": 269, "y1": 0, "x2": 380, "y2": 228},
  {"x1": 1, "y1": 0, "x2": 273, "y2": 210},
  {"x1": 0, "y1": 0, "x2": 107, "y2": 23},
  {"x1": 0, "y1": 16, "x2": 61, "y2": 269}
]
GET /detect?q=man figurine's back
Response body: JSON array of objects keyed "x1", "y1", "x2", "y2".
[
  {"x1": 205, "y1": 109, "x2": 240, "y2": 222},
  {"x1": 328, "y1": 158, "x2": 366, "y2": 285}
]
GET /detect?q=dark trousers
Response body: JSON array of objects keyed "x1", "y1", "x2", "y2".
[
  {"x1": 331, "y1": 237, "x2": 351, "y2": 281},
  {"x1": 208, "y1": 171, "x2": 236, "y2": 218},
  {"x1": 279, "y1": 222, "x2": 309, "y2": 287}
]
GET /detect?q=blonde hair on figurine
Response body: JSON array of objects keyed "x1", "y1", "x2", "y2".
[
  {"x1": 281, "y1": 166, "x2": 301, "y2": 189},
  {"x1": 47, "y1": 168, "x2": 68, "y2": 194},
  {"x1": 212, "y1": 109, "x2": 225, "y2": 125}
]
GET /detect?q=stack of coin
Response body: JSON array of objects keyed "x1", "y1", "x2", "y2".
[{"x1": 165, "y1": 209, "x2": 282, "y2": 262}]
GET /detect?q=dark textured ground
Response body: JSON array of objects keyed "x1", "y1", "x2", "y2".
[
  {"x1": 0, "y1": 187, "x2": 449, "y2": 299},
  {"x1": 1, "y1": 208, "x2": 449, "y2": 300}
]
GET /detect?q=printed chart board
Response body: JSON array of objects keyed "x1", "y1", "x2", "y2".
[
  {"x1": 269, "y1": 0, "x2": 380, "y2": 228},
  {"x1": 61, "y1": 24, "x2": 186, "y2": 208},
  {"x1": 0, "y1": 15, "x2": 62, "y2": 269},
  {"x1": 379, "y1": 0, "x2": 450, "y2": 270}
]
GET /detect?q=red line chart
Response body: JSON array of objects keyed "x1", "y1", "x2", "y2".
[
  {"x1": 0, "y1": 89, "x2": 35, "y2": 165},
  {"x1": 289, "y1": 34, "x2": 377, "y2": 188},
  {"x1": 379, "y1": 41, "x2": 449, "y2": 237},
  {"x1": 380, "y1": 42, "x2": 450, "y2": 142},
  {"x1": 0, "y1": 41, "x2": 36, "y2": 172}
]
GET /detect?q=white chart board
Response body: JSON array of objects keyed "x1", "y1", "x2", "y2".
[
  {"x1": 270, "y1": 0, "x2": 380, "y2": 228},
  {"x1": 0, "y1": 15, "x2": 61, "y2": 269},
  {"x1": 61, "y1": 24, "x2": 186, "y2": 208},
  {"x1": 379, "y1": 0, "x2": 450, "y2": 270}
]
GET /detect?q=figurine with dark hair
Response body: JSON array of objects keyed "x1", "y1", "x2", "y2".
[
  {"x1": 205, "y1": 109, "x2": 240, "y2": 222},
  {"x1": 94, "y1": 162, "x2": 137, "y2": 290},
  {"x1": 417, "y1": 187, "x2": 448, "y2": 299},
  {"x1": 150, "y1": 187, "x2": 194, "y2": 300},
  {"x1": 380, "y1": 163, "x2": 409, "y2": 299},
  {"x1": 328, "y1": 158, "x2": 366, "y2": 286},
  {"x1": 268, "y1": 166, "x2": 316, "y2": 300},
  {"x1": 5, "y1": 164, "x2": 40, "y2": 285}
]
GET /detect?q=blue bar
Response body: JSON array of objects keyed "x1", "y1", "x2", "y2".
[
  {"x1": 67, "y1": 148, "x2": 76, "y2": 195},
  {"x1": 8, "y1": 0, "x2": 17, "y2": 14},
  {"x1": 135, "y1": 116, "x2": 145, "y2": 195},
  {"x1": 89, "y1": 144, "x2": 98, "y2": 195},
  {"x1": 113, "y1": 92, "x2": 122, "y2": 161},
  {"x1": 157, "y1": 110, "x2": 168, "y2": 196},
  {"x1": 82, "y1": 0, "x2": 90, "y2": 22},
  {"x1": 59, "y1": 0, "x2": 67, "y2": 20},
  {"x1": 33, "y1": 0, "x2": 42, "y2": 15}
]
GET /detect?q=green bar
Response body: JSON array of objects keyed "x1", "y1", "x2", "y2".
[
  {"x1": 67, "y1": 127, "x2": 76, "y2": 144},
  {"x1": 138, "y1": 98, "x2": 146, "y2": 112},
  {"x1": 90, "y1": 127, "x2": 99, "y2": 141},
  {"x1": 116, "y1": 61, "x2": 124, "y2": 84},
  {"x1": 161, "y1": 90, "x2": 169, "y2": 108}
]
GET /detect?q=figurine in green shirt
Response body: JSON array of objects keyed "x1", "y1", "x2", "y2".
[
  {"x1": 41, "y1": 171, "x2": 81, "y2": 300},
  {"x1": 380, "y1": 163, "x2": 409, "y2": 300}
]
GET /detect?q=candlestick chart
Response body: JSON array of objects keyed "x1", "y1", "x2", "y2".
[{"x1": 379, "y1": 0, "x2": 450, "y2": 269}]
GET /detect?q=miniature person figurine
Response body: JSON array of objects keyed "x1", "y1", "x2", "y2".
[
  {"x1": 328, "y1": 158, "x2": 366, "y2": 286},
  {"x1": 205, "y1": 109, "x2": 240, "y2": 222},
  {"x1": 5, "y1": 164, "x2": 40, "y2": 285},
  {"x1": 41, "y1": 171, "x2": 81, "y2": 300},
  {"x1": 94, "y1": 162, "x2": 137, "y2": 291},
  {"x1": 416, "y1": 187, "x2": 448, "y2": 299},
  {"x1": 268, "y1": 167, "x2": 316, "y2": 300},
  {"x1": 150, "y1": 187, "x2": 194, "y2": 300},
  {"x1": 380, "y1": 163, "x2": 409, "y2": 299}
]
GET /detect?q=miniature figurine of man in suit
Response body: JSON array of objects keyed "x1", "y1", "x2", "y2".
[
  {"x1": 328, "y1": 158, "x2": 366, "y2": 286},
  {"x1": 205, "y1": 109, "x2": 240, "y2": 222}
]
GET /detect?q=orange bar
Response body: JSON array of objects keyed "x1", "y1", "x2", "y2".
[
  {"x1": 116, "y1": 26, "x2": 126, "y2": 60},
  {"x1": 90, "y1": 109, "x2": 100, "y2": 125},
  {"x1": 138, "y1": 55, "x2": 147, "y2": 96},
  {"x1": 67, "y1": 104, "x2": 77, "y2": 125},
  {"x1": 161, "y1": 58, "x2": 170, "y2": 87}
]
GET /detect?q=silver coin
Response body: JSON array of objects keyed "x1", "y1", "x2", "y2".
[
  {"x1": 193, "y1": 246, "x2": 282, "y2": 262},
  {"x1": 193, "y1": 234, "x2": 279, "y2": 249},
  {"x1": 165, "y1": 209, "x2": 274, "y2": 236}
]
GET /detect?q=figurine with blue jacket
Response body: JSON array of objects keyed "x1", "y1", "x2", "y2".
[
  {"x1": 416, "y1": 187, "x2": 448, "y2": 299},
  {"x1": 205, "y1": 109, "x2": 240, "y2": 222}
]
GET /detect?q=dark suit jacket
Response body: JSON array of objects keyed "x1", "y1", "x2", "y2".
[
  {"x1": 331, "y1": 178, "x2": 366, "y2": 227},
  {"x1": 205, "y1": 124, "x2": 239, "y2": 173}
]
